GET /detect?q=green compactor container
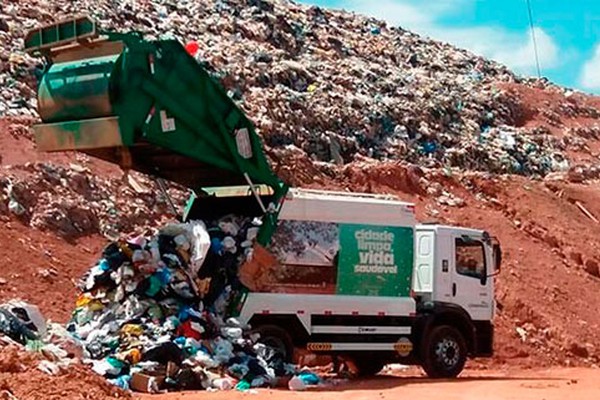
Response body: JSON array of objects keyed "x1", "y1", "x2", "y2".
[{"x1": 25, "y1": 16, "x2": 287, "y2": 243}]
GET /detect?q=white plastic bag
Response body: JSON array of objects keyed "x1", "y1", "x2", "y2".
[
  {"x1": 189, "y1": 220, "x2": 211, "y2": 275},
  {"x1": 160, "y1": 221, "x2": 211, "y2": 276},
  {"x1": 288, "y1": 376, "x2": 307, "y2": 391}
]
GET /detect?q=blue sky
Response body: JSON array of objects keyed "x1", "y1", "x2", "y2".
[{"x1": 296, "y1": 0, "x2": 600, "y2": 94}]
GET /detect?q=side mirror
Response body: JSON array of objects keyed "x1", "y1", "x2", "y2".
[
  {"x1": 483, "y1": 242, "x2": 501, "y2": 283},
  {"x1": 493, "y1": 242, "x2": 502, "y2": 273}
]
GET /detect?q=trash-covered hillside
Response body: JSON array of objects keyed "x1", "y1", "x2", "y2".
[{"x1": 2, "y1": 0, "x2": 595, "y2": 182}]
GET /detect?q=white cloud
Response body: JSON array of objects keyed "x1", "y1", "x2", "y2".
[
  {"x1": 345, "y1": 0, "x2": 463, "y2": 30},
  {"x1": 496, "y1": 28, "x2": 558, "y2": 70},
  {"x1": 342, "y1": 0, "x2": 560, "y2": 76},
  {"x1": 434, "y1": 26, "x2": 559, "y2": 75},
  {"x1": 580, "y1": 44, "x2": 600, "y2": 90}
]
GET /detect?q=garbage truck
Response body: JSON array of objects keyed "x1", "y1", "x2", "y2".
[{"x1": 24, "y1": 16, "x2": 501, "y2": 379}]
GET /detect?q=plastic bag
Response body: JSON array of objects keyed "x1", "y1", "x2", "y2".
[
  {"x1": 0, "y1": 308, "x2": 39, "y2": 344},
  {"x1": 288, "y1": 376, "x2": 307, "y2": 391},
  {"x1": 1, "y1": 300, "x2": 47, "y2": 336},
  {"x1": 160, "y1": 221, "x2": 211, "y2": 276}
]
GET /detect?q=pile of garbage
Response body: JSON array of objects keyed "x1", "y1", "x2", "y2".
[
  {"x1": 0, "y1": 216, "x2": 328, "y2": 394},
  {"x1": 0, "y1": 0, "x2": 584, "y2": 177},
  {"x1": 66, "y1": 217, "x2": 299, "y2": 393}
]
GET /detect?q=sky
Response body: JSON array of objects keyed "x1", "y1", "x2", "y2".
[{"x1": 296, "y1": 0, "x2": 600, "y2": 94}]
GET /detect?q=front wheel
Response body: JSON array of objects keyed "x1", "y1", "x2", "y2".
[{"x1": 421, "y1": 325, "x2": 467, "y2": 378}]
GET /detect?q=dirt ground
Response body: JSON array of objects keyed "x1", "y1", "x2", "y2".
[{"x1": 138, "y1": 368, "x2": 599, "y2": 400}]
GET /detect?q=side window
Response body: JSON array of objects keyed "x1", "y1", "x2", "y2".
[{"x1": 455, "y1": 238, "x2": 486, "y2": 279}]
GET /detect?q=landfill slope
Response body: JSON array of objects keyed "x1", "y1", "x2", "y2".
[
  {"x1": 0, "y1": 0, "x2": 598, "y2": 390},
  {"x1": 0, "y1": 0, "x2": 584, "y2": 178}
]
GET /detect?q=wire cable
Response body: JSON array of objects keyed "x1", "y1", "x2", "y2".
[{"x1": 526, "y1": 0, "x2": 542, "y2": 78}]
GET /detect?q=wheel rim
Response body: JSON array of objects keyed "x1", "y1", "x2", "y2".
[{"x1": 434, "y1": 337, "x2": 460, "y2": 369}]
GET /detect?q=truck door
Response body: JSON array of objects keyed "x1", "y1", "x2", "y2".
[
  {"x1": 450, "y1": 236, "x2": 493, "y2": 321},
  {"x1": 413, "y1": 230, "x2": 435, "y2": 295}
]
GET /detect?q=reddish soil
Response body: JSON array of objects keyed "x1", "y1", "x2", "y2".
[
  {"x1": 430, "y1": 177, "x2": 600, "y2": 367},
  {"x1": 0, "y1": 218, "x2": 105, "y2": 322},
  {"x1": 0, "y1": 346, "x2": 127, "y2": 400},
  {"x1": 497, "y1": 82, "x2": 600, "y2": 133},
  {"x1": 497, "y1": 82, "x2": 600, "y2": 164}
]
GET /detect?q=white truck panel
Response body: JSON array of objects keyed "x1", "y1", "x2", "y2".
[
  {"x1": 311, "y1": 326, "x2": 411, "y2": 335},
  {"x1": 434, "y1": 230, "x2": 454, "y2": 303},
  {"x1": 323, "y1": 343, "x2": 397, "y2": 351},
  {"x1": 423, "y1": 225, "x2": 495, "y2": 321},
  {"x1": 279, "y1": 189, "x2": 416, "y2": 227},
  {"x1": 239, "y1": 293, "x2": 416, "y2": 333}
]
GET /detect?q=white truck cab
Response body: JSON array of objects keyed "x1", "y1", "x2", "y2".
[
  {"x1": 232, "y1": 189, "x2": 501, "y2": 378},
  {"x1": 414, "y1": 224, "x2": 496, "y2": 322}
]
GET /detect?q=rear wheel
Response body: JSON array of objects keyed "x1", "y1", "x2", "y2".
[
  {"x1": 253, "y1": 325, "x2": 294, "y2": 363},
  {"x1": 421, "y1": 325, "x2": 467, "y2": 378}
]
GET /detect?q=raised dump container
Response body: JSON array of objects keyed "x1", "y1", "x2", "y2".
[
  {"x1": 25, "y1": 16, "x2": 287, "y2": 243},
  {"x1": 25, "y1": 16, "x2": 283, "y2": 195}
]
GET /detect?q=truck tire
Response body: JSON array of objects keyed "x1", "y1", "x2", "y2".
[
  {"x1": 421, "y1": 325, "x2": 467, "y2": 378},
  {"x1": 352, "y1": 355, "x2": 387, "y2": 377},
  {"x1": 253, "y1": 325, "x2": 294, "y2": 363}
]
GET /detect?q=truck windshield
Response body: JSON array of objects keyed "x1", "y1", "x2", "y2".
[{"x1": 455, "y1": 238, "x2": 486, "y2": 279}]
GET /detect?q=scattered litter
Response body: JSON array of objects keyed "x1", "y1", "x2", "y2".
[
  {"x1": 516, "y1": 327, "x2": 528, "y2": 342},
  {"x1": 288, "y1": 370, "x2": 321, "y2": 390},
  {"x1": 575, "y1": 201, "x2": 599, "y2": 224}
]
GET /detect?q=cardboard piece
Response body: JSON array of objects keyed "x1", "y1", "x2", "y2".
[
  {"x1": 238, "y1": 244, "x2": 278, "y2": 291},
  {"x1": 130, "y1": 372, "x2": 165, "y2": 393}
]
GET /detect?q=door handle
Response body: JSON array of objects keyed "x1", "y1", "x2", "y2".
[{"x1": 452, "y1": 283, "x2": 457, "y2": 296}]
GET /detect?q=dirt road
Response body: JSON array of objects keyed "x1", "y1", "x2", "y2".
[{"x1": 140, "y1": 368, "x2": 598, "y2": 400}]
